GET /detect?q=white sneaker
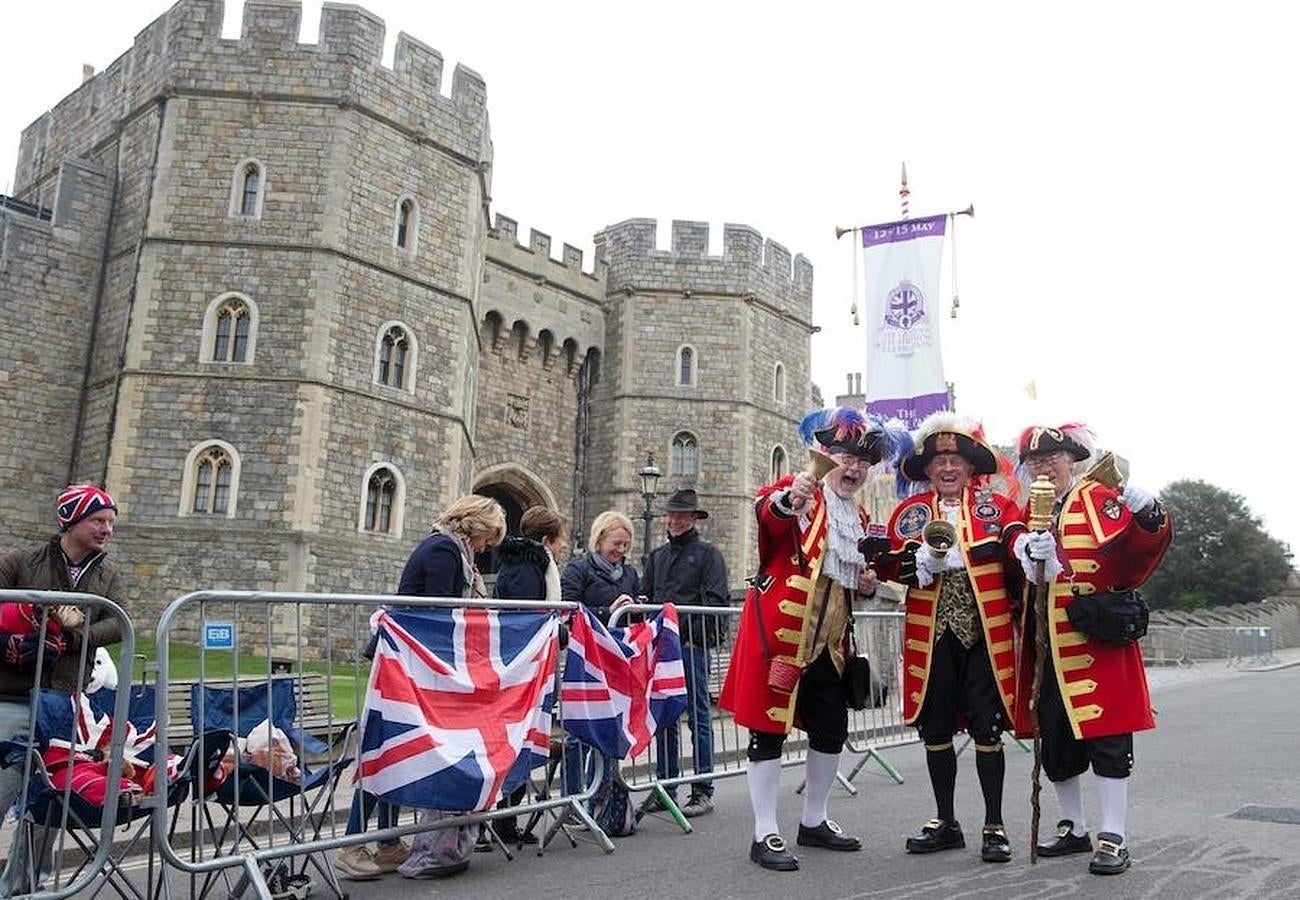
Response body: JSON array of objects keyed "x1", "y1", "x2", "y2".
[{"x1": 334, "y1": 845, "x2": 383, "y2": 881}]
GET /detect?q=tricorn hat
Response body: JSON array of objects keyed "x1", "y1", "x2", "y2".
[
  {"x1": 900, "y1": 412, "x2": 998, "y2": 482},
  {"x1": 1017, "y1": 424, "x2": 1092, "y2": 463},
  {"x1": 661, "y1": 488, "x2": 708, "y2": 519},
  {"x1": 798, "y1": 406, "x2": 900, "y2": 464}
]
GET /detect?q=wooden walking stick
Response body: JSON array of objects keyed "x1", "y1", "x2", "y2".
[{"x1": 1026, "y1": 475, "x2": 1056, "y2": 864}]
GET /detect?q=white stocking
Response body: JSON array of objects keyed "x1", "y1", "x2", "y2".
[
  {"x1": 1096, "y1": 775, "x2": 1129, "y2": 840},
  {"x1": 801, "y1": 749, "x2": 840, "y2": 828},
  {"x1": 1053, "y1": 775, "x2": 1087, "y2": 836},
  {"x1": 747, "y1": 758, "x2": 782, "y2": 841}
]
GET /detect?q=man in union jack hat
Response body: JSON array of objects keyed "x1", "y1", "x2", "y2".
[{"x1": 0, "y1": 483, "x2": 125, "y2": 889}]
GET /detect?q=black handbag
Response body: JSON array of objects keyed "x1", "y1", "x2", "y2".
[
  {"x1": 1065, "y1": 590, "x2": 1149, "y2": 646},
  {"x1": 843, "y1": 625, "x2": 874, "y2": 711}
]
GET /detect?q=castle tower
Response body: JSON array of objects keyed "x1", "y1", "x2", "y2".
[
  {"x1": 4, "y1": 0, "x2": 492, "y2": 622},
  {"x1": 591, "y1": 219, "x2": 815, "y2": 577}
]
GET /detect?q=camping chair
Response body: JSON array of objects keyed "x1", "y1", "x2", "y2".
[
  {"x1": 0, "y1": 689, "x2": 227, "y2": 900},
  {"x1": 189, "y1": 678, "x2": 353, "y2": 900}
]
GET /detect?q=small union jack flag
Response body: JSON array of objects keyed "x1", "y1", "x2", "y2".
[
  {"x1": 357, "y1": 608, "x2": 558, "y2": 812},
  {"x1": 561, "y1": 604, "x2": 687, "y2": 761}
]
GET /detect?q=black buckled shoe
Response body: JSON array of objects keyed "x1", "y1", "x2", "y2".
[
  {"x1": 750, "y1": 834, "x2": 799, "y2": 871},
  {"x1": 1037, "y1": 819, "x2": 1093, "y2": 857},
  {"x1": 1088, "y1": 832, "x2": 1130, "y2": 875},
  {"x1": 905, "y1": 819, "x2": 965, "y2": 853},
  {"x1": 796, "y1": 820, "x2": 862, "y2": 852},
  {"x1": 981, "y1": 825, "x2": 1011, "y2": 863}
]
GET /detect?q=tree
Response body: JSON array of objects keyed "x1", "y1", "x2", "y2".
[{"x1": 1142, "y1": 479, "x2": 1292, "y2": 610}]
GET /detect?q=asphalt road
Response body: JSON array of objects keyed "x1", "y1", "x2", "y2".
[{"x1": 279, "y1": 661, "x2": 1298, "y2": 900}]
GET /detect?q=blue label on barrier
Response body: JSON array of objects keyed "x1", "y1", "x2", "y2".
[{"x1": 203, "y1": 621, "x2": 235, "y2": 650}]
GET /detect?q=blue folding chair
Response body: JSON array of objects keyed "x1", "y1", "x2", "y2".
[
  {"x1": 0, "y1": 689, "x2": 228, "y2": 900},
  {"x1": 190, "y1": 678, "x2": 353, "y2": 900}
]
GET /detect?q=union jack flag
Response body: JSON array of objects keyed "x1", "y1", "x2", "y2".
[
  {"x1": 561, "y1": 604, "x2": 687, "y2": 760},
  {"x1": 357, "y1": 608, "x2": 558, "y2": 812}
]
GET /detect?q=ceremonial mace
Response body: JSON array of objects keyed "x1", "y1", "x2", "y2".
[{"x1": 1026, "y1": 474, "x2": 1057, "y2": 864}]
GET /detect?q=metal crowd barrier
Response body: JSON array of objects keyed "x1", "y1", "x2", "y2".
[
  {"x1": 0, "y1": 589, "x2": 136, "y2": 900},
  {"x1": 607, "y1": 603, "x2": 915, "y2": 830},
  {"x1": 1228, "y1": 626, "x2": 1275, "y2": 667},
  {"x1": 150, "y1": 592, "x2": 608, "y2": 900}
]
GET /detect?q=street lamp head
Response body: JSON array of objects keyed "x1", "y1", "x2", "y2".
[{"x1": 638, "y1": 450, "x2": 661, "y2": 498}]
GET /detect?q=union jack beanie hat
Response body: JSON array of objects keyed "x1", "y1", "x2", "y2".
[{"x1": 56, "y1": 484, "x2": 117, "y2": 531}]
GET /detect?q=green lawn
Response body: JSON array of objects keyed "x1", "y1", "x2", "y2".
[{"x1": 109, "y1": 635, "x2": 369, "y2": 721}]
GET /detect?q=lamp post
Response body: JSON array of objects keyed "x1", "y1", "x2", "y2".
[{"x1": 637, "y1": 450, "x2": 661, "y2": 573}]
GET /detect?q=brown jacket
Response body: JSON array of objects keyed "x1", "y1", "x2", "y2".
[{"x1": 0, "y1": 536, "x2": 125, "y2": 695}]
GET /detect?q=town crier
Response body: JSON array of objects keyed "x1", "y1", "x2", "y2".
[
  {"x1": 1012, "y1": 424, "x2": 1172, "y2": 876},
  {"x1": 875, "y1": 413, "x2": 1026, "y2": 864},
  {"x1": 720, "y1": 407, "x2": 905, "y2": 872}
]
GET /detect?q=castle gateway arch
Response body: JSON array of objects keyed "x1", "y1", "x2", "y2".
[{"x1": 473, "y1": 464, "x2": 560, "y2": 576}]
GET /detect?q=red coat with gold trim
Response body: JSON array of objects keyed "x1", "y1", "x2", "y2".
[
  {"x1": 877, "y1": 487, "x2": 1026, "y2": 730},
  {"x1": 1012, "y1": 480, "x2": 1172, "y2": 741},
  {"x1": 719, "y1": 475, "x2": 864, "y2": 735}
]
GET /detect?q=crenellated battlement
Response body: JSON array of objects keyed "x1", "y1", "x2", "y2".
[
  {"x1": 487, "y1": 213, "x2": 606, "y2": 286},
  {"x1": 14, "y1": 0, "x2": 490, "y2": 194},
  {"x1": 593, "y1": 217, "x2": 813, "y2": 321}
]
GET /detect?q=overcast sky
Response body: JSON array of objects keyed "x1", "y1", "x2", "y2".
[{"x1": 2, "y1": 1, "x2": 1296, "y2": 558}]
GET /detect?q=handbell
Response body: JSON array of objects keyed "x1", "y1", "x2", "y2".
[
  {"x1": 922, "y1": 520, "x2": 957, "y2": 560},
  {"x1": 1082, "y1": 451, "x2": 1124, "y2": 491},
  {"x1": 805, "y1": 448, "x2": 838, "y2": 481}
]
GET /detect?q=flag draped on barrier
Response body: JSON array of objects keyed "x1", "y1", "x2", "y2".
[
  {"x1": 860, "y1": 214, "x2": 950, "y2": 427},
  {"x1": 358, "y1": 608, "x2": 558, "y2": 812},
  {"x1": 561, "y1": 604, "x2": 687, "y2": 760}
]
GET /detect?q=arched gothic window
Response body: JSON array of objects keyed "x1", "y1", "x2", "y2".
[
  {"x1": 774, "y1": 362, "x2": 786, "y2": 403},
  {"x1": 180, "y1": 440, "x2": 241, "y2": 518},
  {"x1": 213, "y1": 296, "x2": 251, "y2": 362},
  {"x1": 771, "y1": 445, "x2": 788, "y2": 481},
  {"x1": 374, "y1": 322, "x2": 418, "y2": 392},
  {"x1": 393, "y1": 194, "x2": 419, "y2": 252},
  {"x1": 358, "y1": 463, "x2": 406, "y2": 536},
  {"x1": 676, "y1": 345, "x2": 697, "y2": 386},
  {"x1": 229, "y1": 159, "x2": 265, "y2": 219},
  {"x1": 671, "y1": 431, "x2": 699, "y2": 478}
]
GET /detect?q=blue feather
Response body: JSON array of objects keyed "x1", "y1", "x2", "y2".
[{"x1": 798, "y1": 409, "x2": 834, "y2": 447}]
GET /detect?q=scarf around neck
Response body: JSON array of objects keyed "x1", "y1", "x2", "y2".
[{"x1": 588, "y1": 549, "x2": 625, "y2": 583}]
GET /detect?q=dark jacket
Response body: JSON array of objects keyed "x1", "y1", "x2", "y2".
[
  {"x1": 397, "y1": 532, "x2": 469, "y2": 599},
  {"x1": 0, "y1": 536, "x2": 125, "y2": 695},
  {"x1": 642, "y1": 528, "x2": 730, "y2": 647},
  {"x1": 493, "y1": 536, "x2": 550, "y2": 601},
  {"x1": 560, "y1": 554, "x2": 640, "y2": 626}
]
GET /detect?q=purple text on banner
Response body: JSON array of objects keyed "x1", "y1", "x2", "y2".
[
  {"x1": 866, "y1": 392, "x2": 950, "y2": 430},
  {"x1": 860, "y1": 214, "x2": 948, "y2": 249}
]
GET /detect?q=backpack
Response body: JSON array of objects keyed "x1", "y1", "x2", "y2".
[{"x1": 588, "y1": 765, "x2": 636, "y2": 837}]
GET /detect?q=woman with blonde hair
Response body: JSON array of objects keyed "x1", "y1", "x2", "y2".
[
  {"x1": 398, "y1": 494, "x2": 506, "y2": 598},
  {"x1": 338, "y1": 494, "x2": 506, "y2": 882},
  {"x1": 560, "y1": 510, "x2": 639, "y2": 624}
]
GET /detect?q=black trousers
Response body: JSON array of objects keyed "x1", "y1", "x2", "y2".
[
  {"x1": 1038, "y1": 659, "x2": 1133, "y2": 780},
  {"x1": 915, "y1": 630, "x2": 1005, "y2": 746},
  {"x1": 748, "y1": 649, "x2": 848, "y2": 760}
]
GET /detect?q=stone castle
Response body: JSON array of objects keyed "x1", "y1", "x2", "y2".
[{"x1": 0, "y1": 0, "x2": 816, "y2": 631}]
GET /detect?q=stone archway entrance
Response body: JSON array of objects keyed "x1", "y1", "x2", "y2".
[{"x1": 472, "y1": 464, "x2": 559, "y2": 576}]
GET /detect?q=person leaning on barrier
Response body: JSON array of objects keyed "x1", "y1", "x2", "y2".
[
  {"x1": 0, "y1": 484, "x2": 125, "y2": 893},
  {"x1": 558, "y1": 510, "x2": 640, "y2": 798},
  {"x1": 1011, "y1": 425, "x2": 1171, "y2": 876},
  {"x1": 336, "y1": 494, "x2": 506, "y2": 882},
  {"x1": 486, "y1": 505, "x2": 569, "y2": 845},
  {"x1": 641, "y1": 488, "x2": 728, "y2": 819},
  {"x1": 719, "y1": 407, "x2": 906, "y2": 872},
  {"x1": 874, "y1": 414, "x2": 1025, "y2": 863}
]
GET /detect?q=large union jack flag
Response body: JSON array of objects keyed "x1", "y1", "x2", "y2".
[
  {"x1": 357, "y1": 608, "x2": 558, "y2": 812},
  {"x1": 561, "y1": 604, "x2": 687, "y2": 760}
]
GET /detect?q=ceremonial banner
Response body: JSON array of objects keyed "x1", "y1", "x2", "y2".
[
  {"x1": 860, "y1": 214, "x2": 950, "y2": 427},
  {"x1": 357, "y1": 608, "x2": 557, "y2": 811},
  {"x1": 561, "y1": 604, "x2": 687, "y2": 760}
]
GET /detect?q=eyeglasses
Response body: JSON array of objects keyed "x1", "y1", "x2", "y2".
[
  {"x1": 1024, "y1": 452, "x2": 1067, "y2": 470},
  {"x1": 837, "y1": 455, "x2": 873, "y2": 470}
]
